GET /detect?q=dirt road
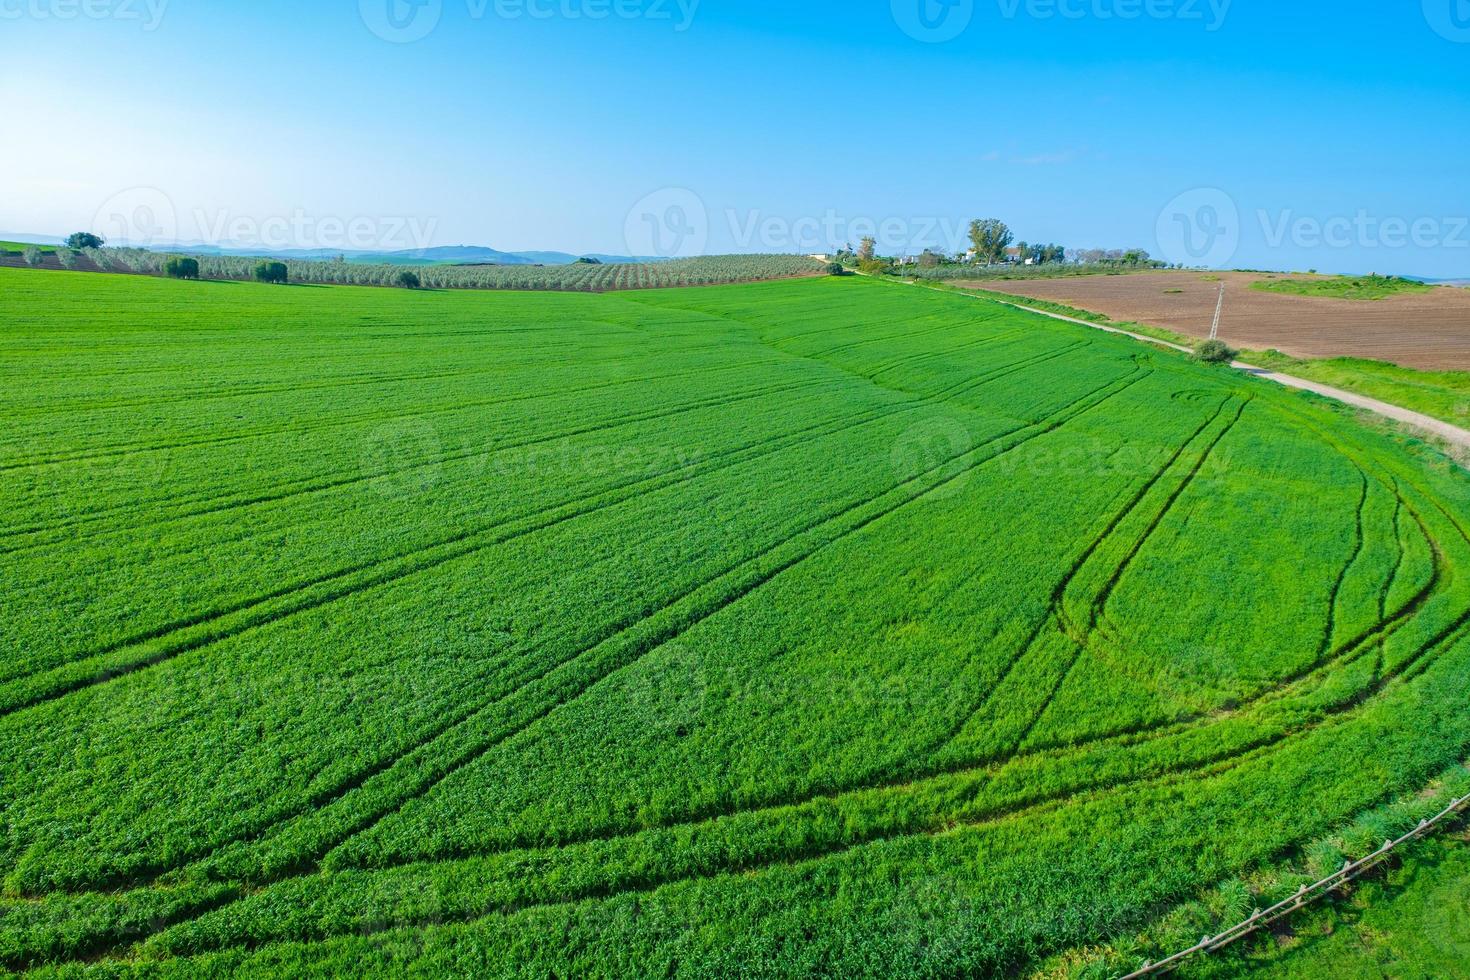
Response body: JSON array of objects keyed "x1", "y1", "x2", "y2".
[{"x1": 962, "y1": 271, "x2": 1470, "y2": 371}]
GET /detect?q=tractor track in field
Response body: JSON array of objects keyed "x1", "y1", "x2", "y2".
[
  {"x1": 148, "y1": 588, "x2": 1470, "y2": 964},
  {"x1": 0, "y1": 372, "x2": 847, "y2": 555},
  {"x1": 2, "y1": 342, "x2": 1118, "y2": 700},
  {"x1": 23, "y1": 534, "x2": 1470, "y2": 966},
  {"x1": 1009, "y1": 398, "x2": 1251, "y2": 753},
  {"x1": 279, "y1": 368, "x2": 1155, "y2": 873},
  {"x1": 0, "y1": 354, "x2": 797, "y2": 473},
  {"x1": 1, "y1": 338, "x2": 1092, "y2": 693},
  {"x1": 12, "y1": 280, "x2": 1470, "y2": 974},
  {"x1": 3, "y1": 365, "x2": 1152, "y2": 900},
  {"x1": 0, "y1": 324, "x2": 1026, "y2": 549},
  {"x1": 102, "y1": 617, "x2": 1470, "y2": 967},
  {"x1": 0, "y1": 374, "x2": 898, "y2": 708},
  {"x1": 923, "y1": 394, "x2": 1240, "y2": 761}
]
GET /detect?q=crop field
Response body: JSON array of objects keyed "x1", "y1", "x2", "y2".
[
  {"x1": 0, "y1": 248, "x2": 825, "y2": 292},
  {"x1": 962, "y1": 270, "x2": 1470, "y2": 372},
  {"x1": 5, "y1": 266, "x2": 1470, "y2": 977}
]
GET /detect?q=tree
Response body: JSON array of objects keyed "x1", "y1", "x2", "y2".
[
  {"x1": 825, "y1": 262, "x2": 846, "y2": 276},
  {"x1": 918, "y1": 249, "x2": 941, "y2": 269},
  {"x1": 65, "y1": 232, "x2": 105, "y2": 251},
  {"x1": 164, "y1": 257, "x2": 200, "y2": 279},
  {"x1": 1194, "y1": 339, "x2": 1237, "y2": 364},
  {"x1": 967, "y1": 219, "x2": 1013, "y2": 265},
  {"x1": 1014, "y1": 241, "x2": 1029, "y2": 264},
  {"x1": 857, "y1": 257, "x2": 888, "y2": 276},
  {"x1": 396, "y1": 270, "x2": 422, "y2": 289},
  {"x1": 22, "y1": 246, "x2": 43, "y2": 267},
  {"x1": 575, "y1": 257, "x2": 603, "y2": 264},
  {"x1": 857, "y1": 237, "x2": 876, "y2": 262},
  {"x1": 254, "y1": 261, "x2": 289, "y2": 284}
]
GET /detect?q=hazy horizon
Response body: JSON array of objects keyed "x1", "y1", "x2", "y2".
[{"x1": 5, "y1": 1, "x2": 1468, "y2": 277}]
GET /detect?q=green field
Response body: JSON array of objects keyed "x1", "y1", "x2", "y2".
[
  {"x1": 5, "y1": 266, "x2": 1470, "y2": 977},
  {"x1": 1252, "y1": 275, "x2": 1434, "y2": 301},
  {"x1": 0, "y1": 241, "x2": 56, "y2": 254},
  {"x1": 1241, "y1": 833, "x2": 1470, "y2": 979}
]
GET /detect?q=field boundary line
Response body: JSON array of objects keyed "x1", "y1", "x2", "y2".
[
  {"x1": 979, "y1": 297, "x2": 1470, "y2": 453},
  {"x1": 1118, "y1": 790, "x2": 1470, "y2": 978}
]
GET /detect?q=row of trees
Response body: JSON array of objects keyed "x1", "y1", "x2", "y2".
[{"x1": 836, "y1": 220, "x2": 1165, "y2": 272}]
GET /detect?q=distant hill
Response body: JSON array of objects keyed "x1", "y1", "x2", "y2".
[{"x1": 0, "y1": 235, "x2": 660, "y2": 266}]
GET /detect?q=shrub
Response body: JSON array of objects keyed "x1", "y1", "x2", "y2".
[
  {"x1": 857, "y1": 258, "x2": 889, "y2": 276},
  {"x1": 65, "y1": 232, "x2": 105, "y2": 251},
  {"x1": 254, "y1": 261, "x2": 289, "y2": 285},
  {"x1": 826, "y1": 263, "x2": 845, "y2": 277},
  {"x1": 165, "y1": 257, "x2": 200, "y2": 280},
  {"x1": 1194, "y1": 339, "x2": 1237, "y2": 364},
  {"x1": 22, "y1": 246, "x2": 43, "y2": 267},
  {"x1": 57, "y1": 249, "x2": 79, "y2": 269},
  {"x1": 396, "y1": 271, "x2": 422, "y2": 289}
]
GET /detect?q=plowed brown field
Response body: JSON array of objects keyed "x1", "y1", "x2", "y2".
[{"x1": 962, "y1": 271, "x2": 1470, "y2": 371}]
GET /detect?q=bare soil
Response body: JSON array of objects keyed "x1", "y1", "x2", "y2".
[{"x1": 960, "y1": 271, "x2": 1470, "y2": 371}]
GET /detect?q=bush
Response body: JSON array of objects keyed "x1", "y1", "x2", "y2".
[
  {"x1": 1194, "y1": 339, "x2": 1238, "y2": 364},
  {"x1": 254, "y1": 261, "x2": 289, "y2": 285},
  {"x1": 22, "y1": 246, "x2": 43, "y2": 267},
  {"x1": 57, "y1": 249, "x2": 79, "y2": 269},
  {"x1": 396, "y1": 271, "x2": 422, "y2": 289},
  {"x1": 857, "y1": 258, "x2": 889, "y2": 276},
  {"x1": 65, "y1": 232, "x2": 104, "y2": 251},
  {"x1": 165, "y1": 257, "x2": 200, "y2": 280},
  {"x1": 826, "y1": 263, "x2": 846, "y2": 277}
]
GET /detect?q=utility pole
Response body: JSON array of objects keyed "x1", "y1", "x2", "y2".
[{"x1": 1209, "y1": 282, "x2": 1226, "y2": 340}]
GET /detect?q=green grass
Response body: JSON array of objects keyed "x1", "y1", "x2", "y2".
[
  {"x1": 5, "y1": 267, "x2": 1470, "y2": 977},
  {"x1": 1252, "y1": 275, "x2": 1434, "y2": 301},
  {"x1": 0, "y1": 240, "x2": 57, "y2": 254},
  {"x1": 1238, "y1": 835, "x2": 1470, "y2": 978}
]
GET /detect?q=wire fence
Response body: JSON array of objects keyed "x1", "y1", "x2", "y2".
[{"x1": 1118, "y1": 789, "x2": 1470, "y2": 978}]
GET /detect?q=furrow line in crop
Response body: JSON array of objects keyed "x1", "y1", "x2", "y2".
[
  {"x1": 172, "y1": 368, "x2": 1152, "y2": 892},
  {"x1": 0, "y1": 374, "x2": 846, "y2": 554},
  {"x1": 0, "y1": 355, "x2": 788, "y2": 473}
]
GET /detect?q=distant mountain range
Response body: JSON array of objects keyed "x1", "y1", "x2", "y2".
[{"x1": 0, "y1": 235, "x2": 660, "y2": 266}]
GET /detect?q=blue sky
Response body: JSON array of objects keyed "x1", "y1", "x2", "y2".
[{"x1": 4, "y1": 0, "x2": 1468, "y2": 275}]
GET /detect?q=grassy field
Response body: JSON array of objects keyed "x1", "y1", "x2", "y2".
[
  {"x1": 1252, "y1": 275, "x2": 1434, "y2": 301},
  {"x1": 0, "y1": 241, "x2": 56, "y2": 254},
  {"x1": 5, "y1": 267, "x2": 1470, "y2": 976},
  {"x1": 1244, "y1": 835, "x2": 1470, "y2": 978}
]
